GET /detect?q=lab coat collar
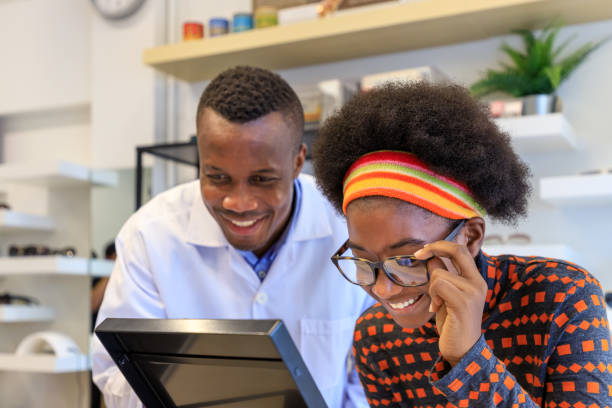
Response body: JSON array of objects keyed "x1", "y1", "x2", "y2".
[{"x1": 185, "y1": 174, "x2": 333, "y2": 248}]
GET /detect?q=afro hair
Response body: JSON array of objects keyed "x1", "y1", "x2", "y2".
[{"x1": 312, "y1": 81, "x2": 531, "y2": 224}]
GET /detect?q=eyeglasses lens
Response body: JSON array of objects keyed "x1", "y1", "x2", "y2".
[{"x1": 336, "y1": 253, "x2": 428, "y2": 286}]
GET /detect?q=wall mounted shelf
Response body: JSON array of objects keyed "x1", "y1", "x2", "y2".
[
  {"x1": 540, "y1": 173, "x2": 612, "y2": 206},
  {"x1": 143, "y1": 0, "x2": 612, "y2": 82},
  {"x1": 494, "y1": 113, "x2": 576, "y2": 153},
  {"x1": 0, "y1": 210, "x2": 55, "y2": 233},
  {"x1": 0, "y1": 353, "x2": 89, "y2": 373},
  {"x1": 0, "y1": 161, "x2": 118, "y2": 188},
  {"x1": 90, "y1": 259, "x2": 114, "y2": 278},
  {"x1": 0, "y1": 305, "x2": 55, "y2": 323},
  {"x1": 0, "y1": 257, "x2": 115, "y2": 277}
]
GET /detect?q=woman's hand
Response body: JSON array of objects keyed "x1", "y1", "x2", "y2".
[{"x1": 415, "y1": 241, "x2": 487, "y2": 367}]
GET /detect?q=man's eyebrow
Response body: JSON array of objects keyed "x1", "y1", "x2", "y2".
[{"x1": 203, "y1": 165, "x2": 277, "y2": 174}]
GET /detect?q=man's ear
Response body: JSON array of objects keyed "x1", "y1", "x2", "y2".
[
  {"x1": 461, "y1": 217, "x2": 485, "y2": 258},
  {"x1": 293, "y1": 143, "x2": 307, "y2": 178}
]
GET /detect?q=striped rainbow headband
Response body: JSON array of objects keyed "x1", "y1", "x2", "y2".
[{"x1": 342, "y1": 151, "x2": 486, "y2": 219}]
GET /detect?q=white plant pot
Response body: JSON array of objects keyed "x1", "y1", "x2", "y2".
[{"x1": 522, "y1": 94, "x2": 560, "y2": 115}]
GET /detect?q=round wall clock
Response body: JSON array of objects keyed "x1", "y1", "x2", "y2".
[{"x1": 91, "y1": 0, "x2": 147, "y2": 20}]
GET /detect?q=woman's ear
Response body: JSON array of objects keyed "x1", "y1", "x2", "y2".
[{"x1": 461, "y1": 217, "x2": 485, "y2": 258}]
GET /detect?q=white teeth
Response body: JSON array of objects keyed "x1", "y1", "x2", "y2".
[
  {"x1": 230, "y1": 219, "x2": 258, "y2": 227},
  {"x1": 389, "y1": 297, "x2": 418, "y2": 310}
]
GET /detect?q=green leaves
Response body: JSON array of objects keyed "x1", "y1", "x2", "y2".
[{"x1": 470, "y1": 22, "x2": 607, "y2": 98}]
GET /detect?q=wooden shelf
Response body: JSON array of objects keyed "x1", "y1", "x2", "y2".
[
  {"x1": 540, "y1": 173, "x2": 612, "y2": 206},
  {"x1": 143, "y1": 0, "x2": 612, "y2": 82},
  {"x1": 495, "y1": 113, "x2": 576, "y2": 153},
  {"x1": 0, "y1": 209, "x2": 55, "y2": 233},
  {"x1": 0, "y1": 256, "x2": 114, "y2": 276},
  {"x1": 483, "y1": 244, "x2": 583, "y2": 265},
  {"x1": 0, "y1": 305, "x2": 55, "y2": 323},
  {"x1": 0, "y1": 161, "x2": 118, "y2": 188},
  {"x1": 0, "y1": 353, "x2": 89, "y2": 373}
]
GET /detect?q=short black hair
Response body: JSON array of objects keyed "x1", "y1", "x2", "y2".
[
  {"x1": 197, "y1": 66, "x2": 304, "y2": 149},
  {"x1": 104, "y1": 241, "x2": 116, "y2": 259},
  {"x1": 313, "y1": 81, "x2": 531, "y2": 224}
]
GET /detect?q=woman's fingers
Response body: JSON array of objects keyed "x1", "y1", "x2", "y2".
[
  {"x1": 428, "y1": 269, "x2": 468, "y2": 312},
  {"x1": 415, "y1": 240, "x2": 482, "y2": 283}
]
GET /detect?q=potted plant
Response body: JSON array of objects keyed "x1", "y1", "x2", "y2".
[{"x1": 470, "y1": 22, "x2": 607, "y2": 115}]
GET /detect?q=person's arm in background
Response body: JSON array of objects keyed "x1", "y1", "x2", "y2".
[
  {"x1": 92, "y1": 223, "x2": 164, "y2": 408},
  {"x1": 90, "y1": 277, "x2": 109, "y2": 312}
]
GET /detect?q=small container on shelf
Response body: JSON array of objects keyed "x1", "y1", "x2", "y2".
[
  {"x1": 233, "y1": 12, "x2": 254, "y2": 32},
  {"x1": 209, "y1": 18, "x2": 229, "y2": 37},
  {"x1": 254, "y1": 6, "x2": 278, "y2": 28},
  {"x1": 183, "y1": 21, "x2": 204, "y2": 41}
]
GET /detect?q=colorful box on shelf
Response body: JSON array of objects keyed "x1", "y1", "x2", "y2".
[{"x1": 360, "y1": 66, "x2": 447, "y2": 91}]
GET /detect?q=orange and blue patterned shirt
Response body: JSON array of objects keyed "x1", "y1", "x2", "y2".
[{"x1": 353, "y1": 252, "x2": 612, "y2": 407}]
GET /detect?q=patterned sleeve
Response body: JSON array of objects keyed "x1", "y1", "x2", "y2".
[
  {"x1": 430, "y1": 273, "x2": 612, "y2": 407},
  {"x1": 354, "y1": 342, "x2": 401, "y2": 406}
]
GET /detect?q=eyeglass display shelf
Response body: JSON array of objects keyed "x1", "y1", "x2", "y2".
[
  {"x1": 0, "y1": 209, "x2": 55, "y2": 233},
  {"x1": 483, "y1": 244, "x2": 583, "y2": 266},
  {"x1": 540, "y1": 173, "x2": 612, "y2": 206},
  {"x1": 0, "y1": 353, "x2": 90, "y2": 373},
  {"x1": 0, "y1": 257, "x2": 114, "y2": 277},
  {"x1": 143, "y1": 0, "x2": 612, "y2": 82},
  {"x1": 0, "y1": 305, "x2": 55, "y2": 323},
  {"x1": 494, "y1": 113, "x2": 576, "y2": 153},
  {"x1": 0, "y1": 161, "x2": 118, "y2": 188}
]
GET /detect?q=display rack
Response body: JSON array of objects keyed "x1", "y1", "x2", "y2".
[
  {"x1": 494, "y1": 113, "x2": 576, "y2": 153},
  {"x1": 0, "y1": 161, "x2": 118, "y2": 188},
  {"x1": 0, "y1": 353, "x2": 90, "y2": 373},
  {"x1": 143, "y1": 0, "x2": 612, "y2": 82},
  {"x1": 540, "y1": 173, "x2": 612, "y2": 206},
  {"x1": 0, "y1": 209, "x2": 55, "y2": 233},
  {"x1": 136, "y1": 140, "x2": 198, "y2": 209},
  {"x1": 0, "y1": 257, "x2": 115, "y2": 276},
  {"x1": 0, "y1": 305, "x2": 55, "y2": 323}
]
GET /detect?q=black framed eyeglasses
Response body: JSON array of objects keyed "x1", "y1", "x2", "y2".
[{"x1": 331, "y1": 219, "x2": 466, "y2": 287}]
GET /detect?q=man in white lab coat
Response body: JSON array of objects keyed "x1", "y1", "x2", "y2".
[{"x1": 92, "y1": 66, "x2": 372, "y2": 408}]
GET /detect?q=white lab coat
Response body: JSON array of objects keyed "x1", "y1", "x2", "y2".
[{"x1": 92, "y1": 174, "x2": 373, "y2": 408}]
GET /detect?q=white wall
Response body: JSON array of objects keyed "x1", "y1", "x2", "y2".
[
  {"x1": 90, "y1": 0, "x2": 166, "y2": 169},
  {"x1": 0, "y1": 0, "x2": 90, "y2": 115},
  {"x1": 172, "y1": 3, "x2": 612, "y2": 290}
]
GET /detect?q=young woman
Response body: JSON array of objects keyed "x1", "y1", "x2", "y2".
[{"x1": 312, "y1": 81, "x2": 612, "y2": 407}]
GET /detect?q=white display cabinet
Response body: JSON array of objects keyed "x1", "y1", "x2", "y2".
[{"x1": 0, "y1": 157, "x2": 117, "y2": 407}]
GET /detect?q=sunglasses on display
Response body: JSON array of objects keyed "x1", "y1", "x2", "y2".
[
  {"x1": 331, "y1": 219, "x2": 466, "y2": 287},
  {"x1": 8, "y1": 245, "x2": 77, "y2": 257},
  {"x1": 0, "y1": 292, "x2": 39, "y2": 305}
]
